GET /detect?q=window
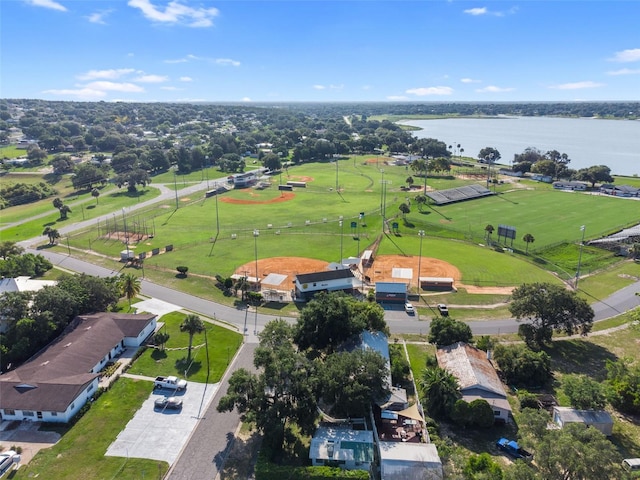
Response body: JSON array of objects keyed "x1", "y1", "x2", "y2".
[
  {"x1": 87, "y1": 384, "x2": 94, "y2": 393},
  {"x1": 23, "y1": 410, "x2": 35, "y2": 417},
  {"x1": 70, "y1": 403, "x2": 75, "y2": 409},
  {"x1": 51, "y1": 412, "x2": 58, "y2": 417},
  {"x1": 5, "y1": 409, "x2": 15, "y2": 416},
  {"x1": 494, "y1": 411, "x2": 501, "y2": 416}
]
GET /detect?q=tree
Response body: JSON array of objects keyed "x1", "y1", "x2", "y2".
[
  {"x1": 428, "y1": 317, "x2": 472, "y2": 346},
  {"x1": 463, "y1": 453, "x2": 504, "y2": 480},
  {"x1": 509, "y1": 283, "x2": 594, "y2": 348},
  {"x1": 419, "y1": 366, "x2": 460, "y2": 419},
  {"x1": 320, "y1": 349, "x2": 389, "y2": 417},
  {"x1": 72, "y1": 163, "x2": 108, "y2": 190},
  {"x1": 562, "y1": 374, "x2": 607, "y2": 410},
  {"x1": 176, "y1": 266, "x2": 189, "y2": 277},
  {"x1": 59, "y1": 204, "x2": 72, "y2": 220},
  {"x1": 154, "y1": 331, "x2": 170, "y2": 351},
  {"x1": 522, "y1": 233, "x2": 535, "y2": 254},
  {"x1": 415, "y1": 194, "x2": 427, "y2": 212},
  {"x1": 469, "y1": 399, "x2": 496, "y2": 428},
  {"x1": 56, "y1": 273, "x2": 120, "y2": 314},
  {"x1": 180, "y1": 314, "x2": 205, "y2": 362},
  {"x1": 399, "y1": 202, "x2": 410, "y2": 219},
  {"x1": 262, "y1": 153, "x2": 282, "y2": 172},
  {"x1": 294, "y1": 292, "x2": 386, "y2": 353},
  {"x1": 492, "y1": 344, "x2": 552, "y2": 387},
  {"x1": 606, "y1": 357, "x2": 640, "y2": 414},
  {"x1": 534, "y1": 423, "x2": 623, "y2": 480},
  {"x1": 118, "y1": 272, "x2": 141, "y2": 308},
  {"x1": 405, "y1": 176, "x2": 414, "y2": 188},
  {"x1": 478, "y1": 147, "x2": 501, "y2": 163},
  {"x1": 30, "y1": 285, "x2": 78, "y2": 330},
  {"x1": 573, "y1": 165, "x2": 614, "y2": 188},
  {"x1": 91, "y1": 188, "x2": 100, "y2": 204},
  {"x1": 0, "y1": 241, "x2": 24, "y2": 260},
  {"x1": 429, "y1": 157, "x2": 451, "y2": 173},
  {"x1": 630, "y1": 243, "x2": 640, "y2": 260},
  {"x1": 42, "y1": 226, "x2": 60, "y2": 245},
  {"x1": 485, "y1": 224, "x2": 494, "y2": 244}
]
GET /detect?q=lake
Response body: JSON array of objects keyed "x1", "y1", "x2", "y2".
[{"x1": 402, "y1": 116, "x2": 640, "y2": 177}]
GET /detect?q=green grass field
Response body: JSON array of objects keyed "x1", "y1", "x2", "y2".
[{"x1": 127, "y1": 311, "x2": 243, "y2": 383}]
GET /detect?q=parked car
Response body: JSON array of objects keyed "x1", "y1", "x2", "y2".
[
  {"x1": 0, "y1": 450, "x2": 18, "y2": 474},
  {"x1": 623, "y1": 458, "x2": 640, "y2": 472},
  {"x1": 496, "y1": 438, "x2": 532, "y2": 460},
  {"x1": 437, "y1": 304, "x2": 449, "y2": 316},
  {"x1": 154, "y1": 375, "x2": 187, "y2": 391},
  {"x1": 154, "y1": 396, "x2": 183, "y2": 410},
  {"x1": 404, "y1": 302, "x2": 415, "y2": 314}
]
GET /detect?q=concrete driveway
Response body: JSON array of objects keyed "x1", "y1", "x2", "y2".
[{"x1": 105, "y1": 381, "x2": 219, "y2": 465}]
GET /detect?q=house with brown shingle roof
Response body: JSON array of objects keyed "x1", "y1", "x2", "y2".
[
  {"x1": 0, "y1": 312, "x2": 156, "y2": 423},
  {"x1": 436, "y1": 342, "x2": 512, "y2": 424}
]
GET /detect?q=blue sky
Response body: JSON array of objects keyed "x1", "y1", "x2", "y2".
[{"x1": 1, "y1": 0, "x2": 639, "y2": 103}]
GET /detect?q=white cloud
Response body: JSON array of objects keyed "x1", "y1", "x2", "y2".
[
  {"x1": 329, "y1": 84, "x2": 344, "y2": 90},
  {"x1": 241, "y1": 97, "x2": 252, "y2": 102},
  {"x1": 77, "y1": 68, "x2": 135, "y2": 80},
  {"x1": 386, "y1": 95, "x2": 409, "y2": 101},
  {"x1": 549, "y1": 81, "x2": 604, "y2": 90},
  {"x1": 87, "y1": 10, "x2": 112, "y2": 24},
  {"x1": 84, "y1": 81, "x2": 145, "y2": 92},
  {"x1": 606, "y1": 68, "x2": 640, "y2": 76},
  {"x1": 25, "y1": 0, "x2": 67, "y2": 12},
  {"x1": 164, "y1": 54, "x2": 199, "y2": 64},
  {"x1": 215, "y1": 58, "x2": 241, "y2": 67},
  {"x1": 134, "y1": 74, "x2": 169, "y2": 83},
  {"x1": 609, "y1": 48, "x2": 640, "y2": 63},
  {"x1": 475, "y1": 85, "x2": 515, "y2": 93},
  {"x1": 406, "y1": 86, "x2": 453, "y2": 96},
  {"x1": 464, "y1": 7, "x2": 487, "y2": 16},
  {"x1": 313, "y1": 85, "x2": 326, "y2": 90},
  {"x1": 460, "y1": 78, "x2": 481, "y2": 83},
  {"x1": 128, "y1": 0, "x2": 219, "y2": 27},
  {"x1": 160, "y1": 86, "x2": 182, "y2": 91},
  {"x1": 179, "y1": 76, "x2": 193, "y2": 82},
  {"x1": 43, "y1": 88, "x2": 106, "y2": 99}
]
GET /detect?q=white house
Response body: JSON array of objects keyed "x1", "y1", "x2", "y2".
[
  {"x1": 0, "y1": 312, "x2": 156, "y2": 423},
  {"x1": 436, "y1": 342, "x2": 512, "y2": 424},
  {"x1": 294, "y1": 269, "x2": 355, "y2": 301},
  {"x1": 379, "y1": 442, "x2": 443, "y2": 480},
  {"x1": 309, "y1": 426, "x2": 375, "y2": 472}
]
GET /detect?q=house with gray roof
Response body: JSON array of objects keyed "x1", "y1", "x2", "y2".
[
  {"x1": 0, "y1": 312, "x2": 156, "y2": 423},
  {"x1": 552, "y1": 406, "x2": 614, "y2": 436},
  {"x1": 436, "y1": 342, "x2": 512, "y2": 424},
  {"x1": 294, "y1": 269, "x2": 356, "y2": 301}
]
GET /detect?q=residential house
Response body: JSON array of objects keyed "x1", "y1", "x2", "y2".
[
  {"x1": 436, "y1": 342, "x2": 512, "y2": 424},
  {"x1": 600, "y1": 184, "x2": 640, "y2": 197},
  {"x1": 552, "y1": 181, "x2": 587, "y2": 191},
  {"x1": 0, "y1": 312, "x2": 156, "y2": 423},
  {"x1": 309, "y1": 426, "x2": 375, "y2": 472}
]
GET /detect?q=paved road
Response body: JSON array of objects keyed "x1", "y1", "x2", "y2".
[{"x1": 166, "y1": 342, "x2": 258, "y2": 480}]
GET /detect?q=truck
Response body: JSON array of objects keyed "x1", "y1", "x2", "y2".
[
  {"x1": 154, "y1": 375, "x2": 187, "y2": 391},
  {"x1": 496, "y1": 438, "x2": 532, "y2": 460}
]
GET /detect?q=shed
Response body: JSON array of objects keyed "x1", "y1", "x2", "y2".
[
  {"x1": 375, "y1": 282, "x2": 407, "y2": 304},
  {"x1": 552, "y1": 407, "x2": 614, "y2": 436},
  {"x1": 309, "y1": 427, "x2": 374, "y2": 471},
  {"x1": 378, "y1": 442, "x2": 443, "y2": 480}
]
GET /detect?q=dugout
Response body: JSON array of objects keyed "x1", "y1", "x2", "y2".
[
  {"x1": 419, "y1": 277, "x2": 455, "y2": 292},
  {"x1": 375, "y1": 282, "x2": 407, "y2": 305}
]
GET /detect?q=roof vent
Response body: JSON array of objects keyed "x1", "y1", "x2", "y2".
[{"x1": 64, "y1": 342, "x2": 72, "y2": 347}]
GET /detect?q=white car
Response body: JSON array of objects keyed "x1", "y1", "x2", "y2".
[
  {"x1": 404, "y1": 302, "x2": 415, "y2": 314},
  {"x1": 437, "y1": 304, "x2": 449, "y2": 316}
]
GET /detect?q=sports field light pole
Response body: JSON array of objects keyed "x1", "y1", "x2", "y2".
[
  {"x1": 417, "y1": 230, "x2": 425, "y2": 293},
  {"x1": 253, "y1": 229, "x2": 260, "y2": 335},
  {"x1": 575, "y1": 225, "x2": 586, "y2": 289},
  {"x1": 173, "y1": 170, "x2": 179, "y2": 209},
  {"x1": 339, "y1": 216, "x2": 344, "y2": 264},
  {"x1": 335, "y1": 158, "x2": 339, "y2": 192},
  {"x1": 380, "y1": 169, "x2": 385, "y2": 217},
  {"x1": 485, "y1": 153, "x2": 494, "y2": 189},
  {"x1": 122, "y1": 207, "x2": 128, "y2": 248}
]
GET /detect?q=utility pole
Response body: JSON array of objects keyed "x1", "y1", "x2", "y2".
[{"x1": 575, "y1": 225, "x2": 586, "y2": 289}]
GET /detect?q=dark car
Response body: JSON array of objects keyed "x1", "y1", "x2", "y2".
[
  {"x1": 437, "y1": 304, "x2": 449, "y2": 316},
  {"x1": 154, "y1": 396, "x2": 183, "y2": 410}
]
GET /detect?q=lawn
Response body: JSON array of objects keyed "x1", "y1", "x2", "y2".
[
  {"x1": 126, "y1": 311, "x2": 243, "y2": 383},
  {"x1": 12, "y1": 379, "x2": 168, "y2": 480}
]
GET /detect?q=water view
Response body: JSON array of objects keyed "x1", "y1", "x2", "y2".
[{"x1": 404, "y1": 116, "x2": 640, "y2": 177}]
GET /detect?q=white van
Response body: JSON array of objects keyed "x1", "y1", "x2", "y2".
[{"x1": 623, "y1": 458, "x2": 640, "y2": 472}]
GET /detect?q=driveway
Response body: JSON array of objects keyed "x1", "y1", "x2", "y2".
[{"x1": 105, "y1": 381, "x2": 219, "y2": 465}]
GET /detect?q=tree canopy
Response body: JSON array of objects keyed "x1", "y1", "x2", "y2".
[
  {"x1": 509, "y1": 283, "x2": 594, "y2": 348},
  {"x1": 428, "y1": 316, "x2": 473, "y2": 347}
]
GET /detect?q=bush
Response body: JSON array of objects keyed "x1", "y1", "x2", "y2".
[
  {"x1": 518, "y1": 390, "x2": 541, "y2": 410},
  {"x1": 255, "y1": 453, "x2": 369, "y2": 480},
  {"x1": 176, "y1": 266, "x2": 189, "y2": 276},
  {"x1": 493, "y1": 343, "x2": 552, "y2": 388},
  {"x1": 428, "y1": 317, "x2": 472, "y2": 346}
]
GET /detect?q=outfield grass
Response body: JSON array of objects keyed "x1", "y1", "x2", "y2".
[
  {"x1": 126, "y1": 311, "x2": 243, "y2": 383},
  {"x1": 13, "y1": 379, "x2": 169, "y2": 480},
  {"x1": 0, "y1": 145, "x2": 24, "y2": 159}
]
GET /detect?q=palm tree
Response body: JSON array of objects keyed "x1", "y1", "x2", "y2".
[
  {"x1": 42, "y1": 226, "x2": 60, "y2": 245},
  {"x1": 485, "y1": 224, "x2": 495, "y2": 245},
  {"x1": 59, "y1": 204, "x2": 72, "y2": 219},
  {"x1": 523, "y1": 233, "x2": 535, "y2": 254},
  {"x1": 91, "y1": 188, "x2": 100, "y2": 204},
  {"x1": 119, "y1": 272, "x2": 141, "y2": 308},
  {"x1": 399, "y1": 202, "x2": 410, "y2": 219},
  {"x1": 415, "y1": 194, "x2": 427, "y2": 212},
  {"x1": 180, "y1": 314, "x2": 205, "y2": 362},
  {"x1": 419, "y1": 366, "x2": 461, "y2": 419}
]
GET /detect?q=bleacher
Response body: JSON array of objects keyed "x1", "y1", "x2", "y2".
[{"x1": 425, "y1": 184, "x2": 493, "y2": 205}]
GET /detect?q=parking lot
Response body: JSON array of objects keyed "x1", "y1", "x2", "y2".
[{"x1": 105, "y1": 381, "x2": 219, "y2": 464}]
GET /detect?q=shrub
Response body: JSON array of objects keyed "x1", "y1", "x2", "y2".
[
  {"x1": 176, "y1": 266, "x2": 189, "y2": 276},
  {"x1": 493, "y1": 343, "x2": 552, "y2": 388}
]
